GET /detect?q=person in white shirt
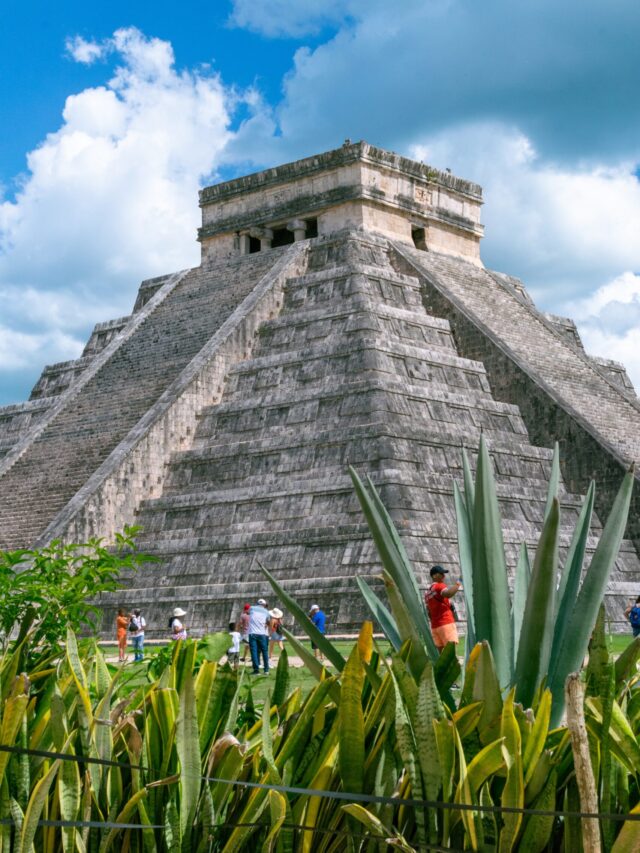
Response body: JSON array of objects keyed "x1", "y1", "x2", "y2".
[
  {"x1": 227, "y1": 622, "x2": 241, "y2": 669},
  {"x1": 170, "y1": 607, "x2": 187, "y2": 641},
  {"x1": 130, "y1": 609, "x2": 146, "y2": 661},
  {"x1": 248, "y1": 598, "x2": 270, "y2": 674}
]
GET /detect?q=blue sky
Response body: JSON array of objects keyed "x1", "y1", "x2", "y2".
[{"x1": 2, "y1": 0, "x2": 640, "y2": 404}]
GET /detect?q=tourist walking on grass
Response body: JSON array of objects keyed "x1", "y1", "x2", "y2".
[
  {"x1": 309, "y1": 604, "x2": 326, "y2": 660},
  {"x1": 170, "y1": 607, "x2": 187, "y2": 641},
  {"x1": 238, "y1": 603, "x2": 251, "y2": 663},
  {"x1": 269, "y1": 608, "x2": 284, "y2": 659},
  {"x1": 248, "y1": 598, "x2": 270, "y2": 675},
  {"x1": 116, "y1": 608, "x2": 128, "y2": 662},
  {"x1": 425, "y1": 565, "x2": 461, "y2": 652},
  {"x1": 130, "y1": 609, "x2": 146, "y2": 662},
  {"x1": 625, "y1": 596, "x2": 640, "y2": 637}
]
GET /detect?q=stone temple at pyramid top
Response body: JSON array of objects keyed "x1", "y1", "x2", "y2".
[{"x1": 198, "y1": 140, "x2": 484, "y2": 264}]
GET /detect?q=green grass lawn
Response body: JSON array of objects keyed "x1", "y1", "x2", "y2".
[{"x1": 100, "y1": 632, "x2": 639, "y2": 707}]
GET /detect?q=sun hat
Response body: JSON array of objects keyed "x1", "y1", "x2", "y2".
[
  {"x1": 173, "y1": 607, "x2": 187, "y2": 617},
  {"x1": 430, "y1": 565, "x2": 448, "y2": 577},
  {"x1": 269, "y1": 608, "x2": 283, "y2": 619},
  {"x1": 309, "y1": 604, "x2": 319, "y2": 612},
  {"x1": 257, "y1": 598, "x2": 267, "y2": 606}
]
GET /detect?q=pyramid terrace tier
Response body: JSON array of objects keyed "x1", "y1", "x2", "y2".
[{"x1": 190, "y1": 377, "x2": 528, "y2": 448}]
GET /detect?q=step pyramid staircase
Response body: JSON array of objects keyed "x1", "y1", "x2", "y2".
[{"x1": 96, "y1": 230, "x2": 640, "y2": 635}]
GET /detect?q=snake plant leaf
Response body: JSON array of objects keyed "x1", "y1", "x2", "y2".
[
  {"x1": 543, "y1": 442, "x2": 560, "y2": 522},
  {"x1": 0, "y1": 684, "x2": 28, "y2": 784},
  {"x1": 614, "y1": 636, "x2": 640, "y2": 691},
  {"x1": 473, "y1": 642, "x2": 503, "y2": 746},
  {"x1": 454, "y1": 480, "x2": 476, "y2": 650},
  {"x1": 522, "y1": 690, "x2": 551, "y2": 787},
  {"x1": 338, "y1": 644, "x2": 365, "y2": 794},
  {"x1": 415, "y1": 663, "x2": 444, "y2": 805},
  {"x1": 349, "y1": 466, "x2": 432, "y2": 650},
  {"x1": 272, "y1": 648, "x2": 290, "y2": 708},
  {"x1": 261, "y1": 789, "x2": 287, "y2": 853},
  {"x1": 472, "y1": 435, "x2": 513, "y2": 689},
  {"x1": 17, "y1": 756, "x2": 61, "y2": 853},
  {"x1": 257, "y1": 559, "x2": 346, "y2": 672},
  {"x1": 356, "y1": 576, "x2": 402, "y2": 650},
  {"x1": 548, "y1": 464, "x2": 634, "y2": 726},
  {"x1": 514, "y1": 498, "x2": 560, "y2": 709},
  {"x1": 176, "y1": 669, "x2": 201, "y2": 848},
  {"x1": 517, "y1": 768, "x2": 557, "y2": 853},
  {"x1": 512, "y1": 542, "x2": 530, "y2": 672},
  {"x1": 551, "y1": 482, "x2": 595, "y2": 670},
  {"x1": 611, "y1": 800, "x2": 640, "y2": 853}
]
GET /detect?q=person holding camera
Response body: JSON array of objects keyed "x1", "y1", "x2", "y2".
[{"x1": 425, "y1": 565, "x2": 462, "y2": 652}]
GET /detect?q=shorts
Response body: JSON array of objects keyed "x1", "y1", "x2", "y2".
[
  {"x1": 227, "y1": 651, "x2": 239, "y2": 664},
  {"x1": 431, "y1": 622, "x2": 459, "y2": 649},
  {"x1": 270, "y1": 632, "x2": 283, "y2": 642},
  {"x1": 241, "y1": 635, "x2": 249, "y2": 645}
]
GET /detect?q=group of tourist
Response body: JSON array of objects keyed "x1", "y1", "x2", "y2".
[
  {"x1": 228, "y1": 598, "x2": 326, "y2": 675},
  {"x1": 114, "y1": 599, "x2": 327, "y2": 671}
]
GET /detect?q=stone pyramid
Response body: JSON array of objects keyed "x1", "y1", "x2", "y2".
[{"x1": 1, "y1": 141, "x2": 638, "y2": 635}]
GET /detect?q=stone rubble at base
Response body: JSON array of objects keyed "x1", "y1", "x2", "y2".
[{"x1": 0, "y1": 141, "x2": 638, "y2": 636}]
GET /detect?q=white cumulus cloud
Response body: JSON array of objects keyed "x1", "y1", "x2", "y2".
[
  {"x1": 65, "y1": 35, "x2": 106, "y2": 65},
  {"x1": 0, "y1": 27, "x2": 236, "y2": 404}
]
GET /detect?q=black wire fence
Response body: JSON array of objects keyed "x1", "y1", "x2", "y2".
[{"x1": 0, "y1": 741, "x2": 637, "y2": 850}]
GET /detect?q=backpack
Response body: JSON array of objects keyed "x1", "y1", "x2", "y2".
[
  {"x1": 128, "y1": 618, "x2": 137, "y2": 632},
  {"x1": 629, "y1": 606, "x2": 640, "y2": 627}
]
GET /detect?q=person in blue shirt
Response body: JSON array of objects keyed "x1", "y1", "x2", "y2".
[{"x1": 309, "y1": 604, "x2": 326, "y2": 660}]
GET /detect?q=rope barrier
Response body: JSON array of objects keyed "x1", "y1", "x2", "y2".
[{"x1": 2, "y1": 742, "x2": 640, "y2": 823}]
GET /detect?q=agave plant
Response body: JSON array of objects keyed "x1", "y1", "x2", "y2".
[{"x1": 347, "y1": 435, "x2": 634, "y2": 726}]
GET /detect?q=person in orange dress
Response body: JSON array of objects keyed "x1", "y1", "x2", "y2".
[{"x1": 116, "y1": 608, "x2": 129, "y2": 662}]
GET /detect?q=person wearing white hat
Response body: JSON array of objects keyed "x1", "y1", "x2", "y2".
[
  {"x1": 248, "y1": 598, "x2": 271, "y2": 674},
  {"x1": 269, "y1": 607, "x2": 285, "y2": 660},
  {"x1": 170, "y1": 607, "x2": 187, "y2": 641}
]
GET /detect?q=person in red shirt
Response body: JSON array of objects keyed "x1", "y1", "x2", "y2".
[{"x1": 425, "y1": 565, "x2": 462, "y2": 651}]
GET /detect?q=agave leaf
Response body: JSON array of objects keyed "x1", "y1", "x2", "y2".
[
  {"x1": 454, "y1": 481, "x2": 476, "y2": 653},
  {"x1": 555, "y1": 481, "x2": 595, "y2": 617},
  {"x1": 511, "y1": 542, "x2": 530, "y2": 673},
  {"x1": 543, "y1": 442, "x2": 560, "y2": 522},
  {"x1": 471, "y1": 436, "x2": 513, "y2": 688},
  {"x1": 382, "y1": 571, "x2": 434, "y2": 675},
  {"x1": 462, "y1": 446, "x2": 476, "y2": 518},
  {"x1": 280, "y1": 627, "x2": 341, "y2": 704},
  {"x1": 356, "y1": 576, "x2": 402, "y2": 650},
  {"x1": 257, "y1": 560, "x2": 346, "y2": 671},
  {"x1": 549, "y1": 465, "x2": 635, "y2": 726},
  {"x1": 349, "y1": 467, "x2": 432, "y2": 651},
  {"x1": 514, "y1": 498, "x2": 559, "y2": 709}
]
